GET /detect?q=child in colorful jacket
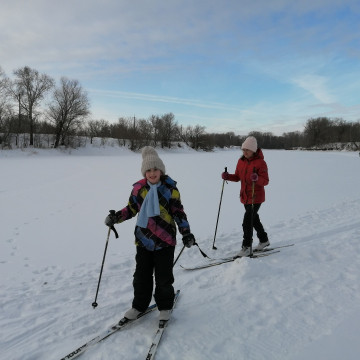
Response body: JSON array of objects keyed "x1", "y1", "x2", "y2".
[
  {"x1": 105, "y1": 146, "x2": 195, "y2": 321},
  {"x1": 222, "y1": 136, "x2": 269, "y2": 256}
]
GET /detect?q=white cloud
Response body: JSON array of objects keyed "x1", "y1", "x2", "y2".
[
  {"x1": 88, "y1": 89, "x2": 246, "y2": 111},
  {"x1": 1, "y1": 0, "x2": 360, "y2": 135},
  {"x1": 292, "y1": 75, "x2": 335, "y2": 103}
]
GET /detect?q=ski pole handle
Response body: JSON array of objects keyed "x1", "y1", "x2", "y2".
[{"x1": 108, "y1": 210, "x2": 119, "y2": 238}]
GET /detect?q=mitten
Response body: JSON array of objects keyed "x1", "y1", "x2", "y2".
[
  {"x1": 182, "y1": 233, "x2": 195, "y2": 248},
  {"x1": 222, "y1": 172, "x2": 230, "y2": 180},
  {"x1": 104, "y1": 210, "x2": 118, "y2": 227}
]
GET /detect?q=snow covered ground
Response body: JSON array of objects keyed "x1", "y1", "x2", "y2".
[{"x1": 1, "y1": 144, "x2": 360, "y2": 360}]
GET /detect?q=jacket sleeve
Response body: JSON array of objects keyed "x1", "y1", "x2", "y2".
[
  {"x1": 255, "y1": 160, "x2": 269, "y2": 187},
  {"x1": 224, "y1": 159, "x2": 241, "y2": 182},
  {"x1": 226, "y1": 173, "x2": 240, "y2": 182},
  {"x1": 229, "y1": 159, "x2": 243, "y2": 182},
  {"x1": 170, "y1": 188, "x2": 191, "y2": 236},
  {"x1": 114, "y1": 186, "x2": 142, "y2": 223}
]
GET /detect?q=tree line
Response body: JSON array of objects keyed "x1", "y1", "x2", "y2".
[{"x1": 1, "y1": 65, "x2": 360, "y2": 151}]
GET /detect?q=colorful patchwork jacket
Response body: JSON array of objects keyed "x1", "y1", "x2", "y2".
[{"x1": 114, "y1": 176, "x2": 190, "y2": 250}]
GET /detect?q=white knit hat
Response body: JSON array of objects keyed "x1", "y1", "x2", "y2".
[
  {"x1": 141, "y1": 146, "x2": 166, "y2": 177},
  {"x1": 241, "y1": 136, "x2": 258, "y2": 153}
]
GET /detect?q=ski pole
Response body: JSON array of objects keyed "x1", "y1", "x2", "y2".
[
  {"x1": 249, "y1": 167, "x2": 256, "y2": 257},
  {"x1": 92, "y1": 227, "x2": 111, "y2": 308},
  {"x1": 212, "y1": 167, "x2": 227, "y2": 250},
  {"x1": 92, "y1": 211, "x2": 119, "y2": 309},
  {"x1": 173, "y1": 242, "x2": 211, "y2": 267},
  {"x1": 195, "y1": 242, "x2": 211, "y2": 259},
  {"x1": 173, "y1": 245, "x2": 186, "y2": 267}
]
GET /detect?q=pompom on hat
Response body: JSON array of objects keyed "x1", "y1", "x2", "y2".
[
  {"x1": 141, "y1": 146, "x2": 166, "y2": 177},
  {"x1": 241, "y1": 136, "x2": 258, "y2": 153}
]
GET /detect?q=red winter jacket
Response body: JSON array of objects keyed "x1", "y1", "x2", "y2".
[{"x1": 226, "y1": 148, "x2": 269, "y2": 204}]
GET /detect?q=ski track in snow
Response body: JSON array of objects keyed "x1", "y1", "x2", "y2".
[
  {"x1": 1, "y1": 148, "x2": 360, "y2": 360},
  {"x1": 177, "y1": 200, "x2": 360, "y2": 360}
]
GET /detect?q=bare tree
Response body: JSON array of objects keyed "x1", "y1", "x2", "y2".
[
  {"x1": 181, "y1": 124, "x2": 206, "y2": 149},
  {"x1": 111, "y1": 117, "x2": 130, "y2": 146},
  {"x1": 303, "y1": 117, "x2": 332, "y2": 147},
  {"x1": 1, "y1": 67, "x2": 26, "y2": 147},
  {"x1": 86, "y1": 119, "x2": 111, "y2": 144},
  {"x1": 137, "y1": 118, "x2": 153, "y2": 147},
  {"x1": 180, "y1": 125, "x2": 192, "y2": 147},
  {"x1": 150, "y1": 115, "x2": 161, "y2": 146},
  {"x1": 0, "y1": 67, "x2": 13, "y2": 147},
  {"x1": 0, "y1": 67, "x2": 9, "y2": 119},
  {"x1": 0, "y1": 67, "x2": 11, "y2": 121},
  {"x1": 126, "y1": 116, "x2": 138, "y2": 150},
  {"x1": 0, "y1": 67, "x2": 7, "y2": 95},
  {"x1": 11, "y1": 66, "x2": 55, "y2": 146},
  {"x1": 158, "y1": 113, "x2": 177, "y2": 148},
  {"x1": 48, "y1": 77, "x2": 90, "y2": 148},
  {"x1": 282, "y1": 131, "x2": 303, "y2": 149},
  {"x1": 191, "y1": 125, "x2": 206, "y2": 149}
]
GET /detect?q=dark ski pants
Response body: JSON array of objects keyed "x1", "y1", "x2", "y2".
[
  {"x1": 242, "y1": 203, "x2": 268, "y2": 247},
  {"x1": 132, "y1": 246, "x2": 175, "y2": 312}
]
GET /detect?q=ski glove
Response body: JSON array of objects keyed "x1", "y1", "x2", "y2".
[
  {"x1": 250, "y1": 173, "x2": 258, "y2": 182},
  {"x1": 105, "y1": 210, "x2": 118, "y2": 227},
  {"x1": 222, "y1": 172, "x2": 230, "y2": 180},
  {"x1": 182, "y1": 233, "x2": 195, "y2": 248}
]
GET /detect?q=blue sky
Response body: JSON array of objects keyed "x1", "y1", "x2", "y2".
[{"x1": 1, "y1": 0, "x2": 360, "y2": 135}]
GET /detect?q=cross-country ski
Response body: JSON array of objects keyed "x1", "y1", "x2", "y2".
[
  {"x1": 180, "y1": 244, "x2": 294, "y2": 270},
  {"x1": 60, "y1": 304, "x2": 157, "y2": 360},
  {"x1": 145, "y1": 290, "x2": 180, "y2": 360},
  {"x1": 180, "y1": 249, "x2": 280, "y2": 271}
]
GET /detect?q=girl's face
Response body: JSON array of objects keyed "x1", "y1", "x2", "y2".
[
  {"x1": 242, "y1": 148, "x2": 255, "y2": 159},
  {"x1": 145, "y1": 168, "x2": 162, "y2": 184}
]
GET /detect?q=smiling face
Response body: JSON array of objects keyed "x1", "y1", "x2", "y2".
[{"x1": 145, "y1": 168, "x2": 162, "y2": 184}]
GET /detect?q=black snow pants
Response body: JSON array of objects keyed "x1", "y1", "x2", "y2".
[
  {"x1": 132, "y1": 245, "x2": 175, "y2": 312},
  {"x1": 242, "y1": 203, "x2": 268, "y2": 248}
]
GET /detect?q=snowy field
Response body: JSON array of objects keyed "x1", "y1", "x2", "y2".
[{"x1": 1, "y1": 144, "x2": 360, "y2": 360}]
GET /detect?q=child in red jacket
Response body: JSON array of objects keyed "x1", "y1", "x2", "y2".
[{"x1": 222, "y1": 136, "x2": 269, "y2": 256}]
